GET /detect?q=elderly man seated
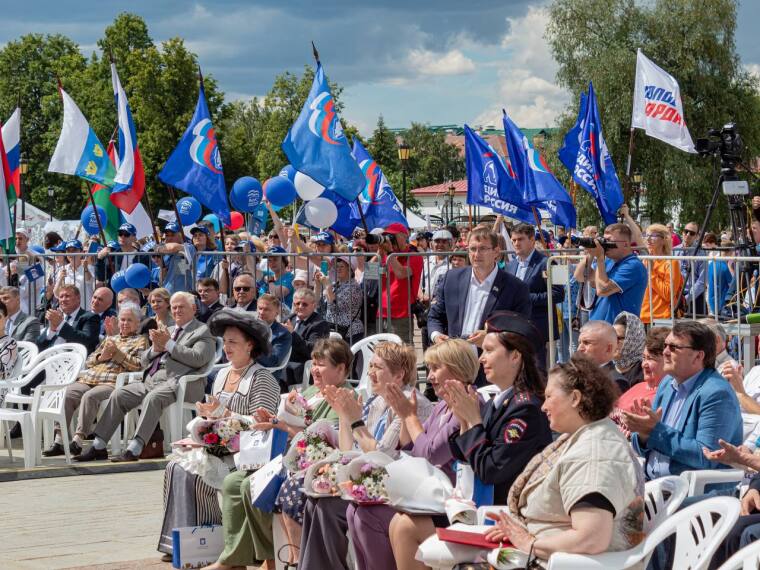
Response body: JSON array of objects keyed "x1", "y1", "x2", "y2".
[
  {"x1": 42, "y1": 304, "x2": 149, "y2": 457},
  {"x1": 76, "y1": 292, "x2": 216, "y2": 462},
  {"x1": 577, "y1": 320, "x2": 629, "y2": 393}
]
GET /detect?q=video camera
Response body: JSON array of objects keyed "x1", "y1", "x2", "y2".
[
  {"x1": 365, "y1": 232, "x2": 399, "y2": 249},
  {"x1": 695, "y1": 123, "x2": 749, "y2": 196},
  {"x1": 570, "y1": 236, "x2": 617, "y2": 250}
]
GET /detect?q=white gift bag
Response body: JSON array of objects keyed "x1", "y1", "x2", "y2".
[
  {"x1": 171, "y1": 524, "x2": 224, "y2": 568},
  {"x1": 249, "y1": 455, "x2": 287, "y2": 512},
  {"x1": 235, "y1": 428, "x2": 288, "y2": 471}
]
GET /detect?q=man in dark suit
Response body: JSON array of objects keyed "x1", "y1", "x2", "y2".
[
  {"x1": 230, "y1": 273, "x2": 257, "y2": 311},
  {"x1": 89, "y1": 286, "x2": 117, "y2": 341},
  {"x1": 284, "y1": 287, "x2": 330, "y2": 389},
  {"x1": 36, "y1": 285, "x2": 100, "y2": 354},
  {"x1": 197, "y1": 277, "x2": 224, "y2": 323},
  {"x1": 0, "y1": 286, "x2": 41, "y2": 343},
  {"x1": 428, "y1": 227, "x2": 531, "y2": 349},
  {"x1": 506, "y1": 224, "x2": 564, "y2": 366},
  {"x1": 256, "y1": 293, "x2": 294, "y2": 389}
]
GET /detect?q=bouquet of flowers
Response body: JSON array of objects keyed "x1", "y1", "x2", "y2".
[
  {"x1": 283, "y1": 420, "x2": 337, "y2": 473},
  {"x1": 277, "y1": 391, "x2": 315, "y2": 427},
  {"x1": 188, "y1": 415, "x2": 253, "y2": 458},
  {"x1": 338, "y1": 451, "x2": 394, "y2": 504},
  {"x1": 304, "y1": 451, "x2": 361, "y2": 498}
]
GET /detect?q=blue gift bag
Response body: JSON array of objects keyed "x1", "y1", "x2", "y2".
[{"x1": 249, "y1": 455, "x2": 287, "y2": 512}]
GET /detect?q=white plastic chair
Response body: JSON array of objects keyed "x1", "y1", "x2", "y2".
[
  {"x1": 351, "y1": 334, "x2": 403, "y2": 392},
  {"x1": 0, "y1": 352, "x2": 85, "y2": 467},
  {"x1": 718, "y1": 538, "x2": 760, "y2": 570},
  {"x1": 680, "y1": 468, "x2": 745, "y2": 496},
  {"x1": 546, "y1": 497, "x2": 740, "y2": 569},
  {"x1": 301, "y1": 360, "x2": 313, "y2": 390},
  {"x1": 16, "y1": 341, "x2": 38, "y2": 375}
]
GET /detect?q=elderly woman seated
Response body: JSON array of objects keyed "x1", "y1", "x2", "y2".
[
  {"x1": 484, "y1": 354, "x2": 645, "y2": 564},
  {"x1": 42, "y1": 303, "x2": 149, "y2": 457}
]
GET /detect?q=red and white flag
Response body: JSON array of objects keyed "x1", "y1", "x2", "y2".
[{"x1": 631, "y1": 49, "x2": 695, "y2": 153}]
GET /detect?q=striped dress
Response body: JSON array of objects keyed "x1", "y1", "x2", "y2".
[{"x1": 158, "y1": 363, "x2": 280, "y2": 554}]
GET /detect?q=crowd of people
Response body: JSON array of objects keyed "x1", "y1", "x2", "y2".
[{"x1": 4, "y1": 195, "x2": 760, "y2": 569}]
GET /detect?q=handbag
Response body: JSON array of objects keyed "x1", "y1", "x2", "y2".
[
  {"x1": 235, "y1": 428, "x2": 288, "y2": 471},
  {"x1": 171, "y1": 524, "x2": 224, "y2": 569},
  {"x1": 140, "y1": 427, "x2": 165, "y2": 459},
  {"x1": 249, "y1": 455, "x2": 287, "y2": 512}
]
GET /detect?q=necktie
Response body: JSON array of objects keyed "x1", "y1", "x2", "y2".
[
  {"x1": 148, "y1": 327, "x2": 183, "y2": 377},
  {"x1": 4, "y1": 318, "x2": 11, "y2": 335}
]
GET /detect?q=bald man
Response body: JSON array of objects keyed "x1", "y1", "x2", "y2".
[
  {"x1": 90, "y1": 287, "x2": 116, "y2": 340},
  {"x1": 577, "y1": 320, "x2": 629, "y2": 393}
]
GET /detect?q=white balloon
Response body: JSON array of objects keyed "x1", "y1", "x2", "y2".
[
  {"x1": 304, "y1": 197, "x2": 338, "y2": 229},
  {"x1": 294, "y1": 171, "x2": 325, "y2": 200}
]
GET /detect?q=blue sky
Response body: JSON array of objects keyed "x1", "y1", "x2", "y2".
[{"x1": 2, "y1": 1, "x2": 759, "y2": 135}]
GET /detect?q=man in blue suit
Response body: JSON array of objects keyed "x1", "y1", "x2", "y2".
[
  {"x1": 624, "y1": 320, "x2": 742, "y2": 482},
  {"x1": 505, "y1": 224, "x2": 564, "y2": 366},
  {"x1": 256, "y1": 294, "x2": 292, "y2": 388},
  {"x1": 427, "y1": 227, "x2": 531, "y2": 350}
]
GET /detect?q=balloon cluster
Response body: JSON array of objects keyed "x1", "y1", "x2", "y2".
[{"x1": 111, "y1": 263, "x2": 151, "y2": 292}]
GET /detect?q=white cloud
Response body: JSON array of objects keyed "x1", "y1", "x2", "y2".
[
  {"x1": 473, "y1": 6, "x2": 569, "y2": 128},
  {"x1": 407, "y1": 48, "x2": 476, "y2": 76},
  {"x1": 745, "y1": 63, "x2": 760, "y2": 81}
]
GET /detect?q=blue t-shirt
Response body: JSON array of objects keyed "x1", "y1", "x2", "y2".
[
  {"x1": 706, "y1": 259, "x2": 733, "y2": 316},
  {"x1": 163, "y1": 242, "x2": 196, "y2": 294},
  {"x1": 589, "y1": 253, "x2": 648, "y2": 324},
  {"x1": 257, "y1": 270, "x2": 295, "y2": 308}
]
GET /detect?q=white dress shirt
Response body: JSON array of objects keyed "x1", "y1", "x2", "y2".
[
  {"x1": 460, "y1": 265, "x2": 499, "y2": 338},
  {"x1": 515, "y1": 249, "x2": 536, "y2": 282}
]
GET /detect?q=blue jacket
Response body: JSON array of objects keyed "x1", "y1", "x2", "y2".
[
  {"x1": 427, "y1": 266, "x2": 531, "y2": 341},
  {"x1": 258, "y1": 321, "x2": 292, "y2": 370},
  {"x1": 506, "y1": 251, "x2": 564, "y2": 341},
  {"x1": 631, "y1": 367, "x2": 742, "y2": 477}
]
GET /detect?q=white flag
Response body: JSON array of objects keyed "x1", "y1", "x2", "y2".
[{"x1": 631, "y1": 49, "x2": 696, "y2": 153}]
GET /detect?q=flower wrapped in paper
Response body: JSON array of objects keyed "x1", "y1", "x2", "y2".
[
  {"x1": 337, "y1": 451, "x2": 394, "y2": 504},
  {"x1": 283, "y1": 419, "x2": 337, "y2": 473},
  {"x1": 277, "y1": 390, "x2": 316, "y2": 427},
  {"x1": 384, "y1": 455, "x2": 454, "y2": 514},
  {"x1": 187, "y1": 414, "x2": 254, "y2": 458},
  {"x1": 304, "y1": 450, "x2": 361, "y2": 498}
]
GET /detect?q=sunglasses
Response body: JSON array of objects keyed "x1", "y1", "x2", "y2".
[
  {"x1": 683, "y1": 229, "x2": 697, "y2": 236},
  {"x1": 664, "y1": 342, "x2": 695, "y2": 352},
  {"x1": 118, "y1": 231, "x2": 133, "y2": 237},
  {"x1": 234, "y1": 286, "x2": 252, "y2": 292}
]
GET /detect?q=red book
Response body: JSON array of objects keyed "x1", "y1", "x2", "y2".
[{"x1": 436, "y1": 524, "x2": 508, "y2": 549}]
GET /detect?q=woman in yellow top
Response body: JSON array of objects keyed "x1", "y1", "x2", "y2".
[{"x1": 640, "y1": 223, "x2": 683, "y2": 324}]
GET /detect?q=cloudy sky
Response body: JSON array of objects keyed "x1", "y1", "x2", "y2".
[{"x1": 2, "y1": 1, "x2": 759, "y2": 135}]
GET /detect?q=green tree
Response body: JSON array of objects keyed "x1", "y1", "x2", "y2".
[
  {"x1": 546, "y1": 0, "x2": 760, "y2": 228},
  {"x1": 368, "y1": 115, "x2": 399, "y2": 173}
]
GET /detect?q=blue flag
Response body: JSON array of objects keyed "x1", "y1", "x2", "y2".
[
  {"x1": 502, "y1": 110, "x2": 577, "y2": 228},
  {"x1": 464, "y1": 125, "x2": 534, "y2": 224},
  {"x1": 351, "y1": 139, "x2": 408, "y2": 231},
  {"x1": 282, "y1": 64, "x2": 365, "y2": 202},
  {"x1": 572, "y1": 82, "x2": 624, "y2": 224},
  {"x1": 158, "y1": 80, "x2": 232, "y2": 225},
  {"x1": 249, "y1": 203, "x2": 269, "y2": 236},
  {"x1": 558, "y1": 91, "x2": 587, "y2": 173}
]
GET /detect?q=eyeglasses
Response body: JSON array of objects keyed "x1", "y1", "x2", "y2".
[
  {"x1": 467, "y1": 246, "x2": 493, "y2": 254},
  {"x1": 664, "y1": 342, "x2": 695, "y2": 352},
  {"x1": 233, "y1": 286, "x2": 252, "y2": 292},
  {"x1": 683, "y1": 229, "x2": 697, "y2": 236},
  {"x1": 268, "y1": 235, "x2": 279, "y2": 240}
]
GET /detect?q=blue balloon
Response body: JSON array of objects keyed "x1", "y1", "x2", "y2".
[
  {"x1": 177, "y1": 197, "x2": 202, "y2": 226},
  {"x1": 202, "y1": 213, "x2": 220, "y2": 232},
  {"x1": 230, "y1": 177, "x2": 263, "y2": 213},
  {"x1": 81, "y1": 205, "x2": 108, "y2": 236},
  {"x1": 264, "y1": 176, "x2": 297, "y2": 208},
  {"x1": 125, "y1": 263, "x2": 151, "y2": 288},
  {"x1": 279, "y1": 164, "x2": 297, "y2": 183},
  {"x1": 111, "y1": 270, "x2": 128, "y2": 292}
]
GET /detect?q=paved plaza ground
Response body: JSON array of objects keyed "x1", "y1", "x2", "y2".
[{"x1": 3, "y1": 469, "x2": 172, "y2": 569}]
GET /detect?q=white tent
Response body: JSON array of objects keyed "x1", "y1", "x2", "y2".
[{"x1": 405, "y1": 210, "x2": 429, "y2": 229}]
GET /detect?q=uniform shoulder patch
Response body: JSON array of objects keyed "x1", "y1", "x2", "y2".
[
  {"x1": 514, "y1": 392, "x2": 532, "y2": 404},
  {"x1": 504, "y1": 418, "x2": 528, "y2": 444}
]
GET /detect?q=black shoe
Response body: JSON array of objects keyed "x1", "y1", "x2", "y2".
[
  {"x1": 41, "y1": 443, "x2": 65, "y2": 457},
  {"x1": 9, "y1": 422, "x2": 21, "y2": 439},
  {"x1": 73, "y1": 446, "x2": 108, "y2": 462},
  {"x1": 70, "y1": 441, "x2": 82, "y2": 456},
  {"x1": 110, "y1": 450, "x2": 140, "y2": 463},
  {"x1": 160, "y1": 553, "x2": 172, "y2": 562}
]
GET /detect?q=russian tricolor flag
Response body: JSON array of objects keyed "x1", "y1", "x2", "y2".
[
  {"x1": 2, "y1": 108, "x2": 20, "y2": 202},
  {"x1": 110, "y1": 62, "x2": 145, "y2": 214}
]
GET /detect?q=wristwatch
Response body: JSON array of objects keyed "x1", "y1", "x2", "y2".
[{"x1": 350, "y1": 419, "x2": 365, "y2": 431}]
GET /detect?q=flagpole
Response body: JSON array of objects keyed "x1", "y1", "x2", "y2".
[
  {"x1": 85, "y1": 182, "x2": 109, "y2": 246},
  {"x1": 531, "y1": 207, "x2": 548, "y2": 249},
  {"x1": 139, "y1": 189, "x2": 161, "y2": 245},
  {"x1": 624, "y1": 127, "x2": 636, "y2": 187},
  {"x1": 165, "y1": 183, "x2": 186, "y2": 236}
]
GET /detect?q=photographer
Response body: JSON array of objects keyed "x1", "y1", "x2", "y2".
[
  {"x1": 573, "y1": 223, "x2": 648, "y2": 325},
  {"x1": 377, "y1": 223, "x2": 422, "y2": 344},
  {"x1": 349, "y1": 228, "x2": 381, "y2": 335},
  {"x1": 314, "y1": 256, "x2": 364, "y2": 344}
]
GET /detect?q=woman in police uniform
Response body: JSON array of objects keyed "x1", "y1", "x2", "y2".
[{"x1": 389, "y1": 311, "x2": 552, "y2": 567}]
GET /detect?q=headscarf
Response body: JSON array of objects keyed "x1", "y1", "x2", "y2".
[{"x1": 613, "y1": 311, "x2": 646, "y2": 372}]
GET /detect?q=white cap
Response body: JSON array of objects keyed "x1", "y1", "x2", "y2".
[
  {"x1": 432, "y1": 229, "x2": 453, "y2": 241},
  {"x1": 293, "y1": 269, "x2": 309, "y2": 285},
  {"x1": 15, "y1": 227, "x2": 29, "y2": 237}
]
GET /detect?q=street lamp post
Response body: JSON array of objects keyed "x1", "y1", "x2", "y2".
[
  {"x1": 632, "y1": 169, "x2": 643, "y2": 220},
  {"x1": 47, "y1": 186, "x2": 54, "y2": 221},
  {"x1": 447, "y1": 183, "x2": 456, "y2": 225},
  {"x1": 397, "y1": 141, "x2": 411, "y2": 217},
  {"x1": 19, "y1": 152, "x2": 28, "y2": 222}
]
